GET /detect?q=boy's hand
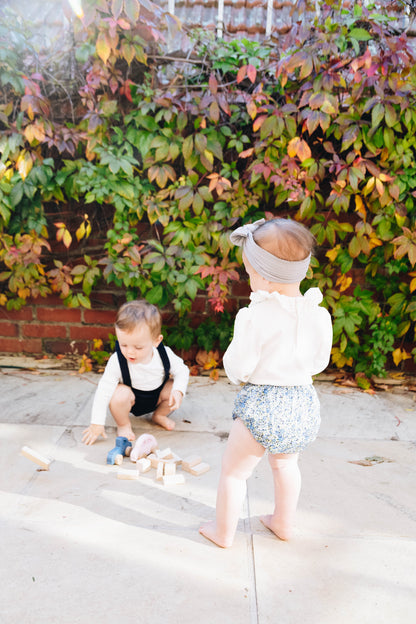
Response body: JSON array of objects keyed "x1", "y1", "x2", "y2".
[
  {"x1": 82, "y1": 424, "x2": 107, "y2": 446},
  {"x1": 168, "y1": 389, "x2": 183, "y2": 411}
]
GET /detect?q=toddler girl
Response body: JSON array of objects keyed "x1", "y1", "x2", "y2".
[{"x1": 199, "y1": 218, "x2": 333, "y2": 547}]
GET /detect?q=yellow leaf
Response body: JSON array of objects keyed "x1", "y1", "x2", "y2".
[
  {"x1": 297, "y1": 139, "x2": 312, "y2": 162},
  {"x1": 375, "y1": 178, "x2": 384, "y2": 196},
  {"x1": 76, "y1": 222, "x2": 86, "y2": 242},
  {"x1": 392, "y1": 348, "x2": 411, "y2": 367},
  {"x1": 331, "y1": 347, "x2": 353, "y2": 368},
  {"x1": 287, "y1": 137, "x2": 300, "y2": 158},
  {"x1": 16, "y1": 150, "x2": 33, "y2": 180},
  {"x1": 0, "y1": 294, "x2": 7, "y2": 306},
  {"x1": 336, "y1": 274, "x2": 352, "y2": 292},
  {"x1": 63, "y1": 229, "x2": 73, "y2": 249},
  {"x1": 96, "y1": 32, "x2": 111, "y2": 64},
  {"x1": 369, "y1": 234, "x2": 383, "y2": 249},
  {"x1": 355, "y1": 195, "x2": 366, "y2": 218},
  {"x1": 246, "y1": 99, "x2": 257, "y2": 120},
  {"x1": 326, "y1": 246, "x2": 340, "y2": 262},
  {"x1": 24, "y1": 124, "x2": 36, "y2": 144},
  {"x1": 410, "y1": 277, "x2": 416, "y2": 293}
]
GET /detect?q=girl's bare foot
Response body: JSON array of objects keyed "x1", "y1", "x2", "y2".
[
  {"x1": 117, "y1": 425, "x2": 135, "y2": 441},
  {"x1": 260, "y1": 514, "x2": 292, "y2": 541},
  {"x1": 152, "y1": 412, "x2": 175, "y2": 430},
  {"x1": 199, "y1": 522, "x2": 232, "y2": 548}
]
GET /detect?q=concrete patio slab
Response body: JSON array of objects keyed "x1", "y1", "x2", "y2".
[{"x1": 1, "y1": 367, "x2": 415, "y2": 623}]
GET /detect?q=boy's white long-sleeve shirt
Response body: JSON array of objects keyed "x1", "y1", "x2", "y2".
[
  {"x1": 223, "y1": 288, "x2": 333, "y2": 386},
  {"x1": 91, "y1": 346, "x2": 189, "y2": 426}
]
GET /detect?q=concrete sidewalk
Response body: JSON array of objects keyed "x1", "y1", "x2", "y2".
[{"x1": 1, "y1": 366, "x2": 415, "y2": 624}]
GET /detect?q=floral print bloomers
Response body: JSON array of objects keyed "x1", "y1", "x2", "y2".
[{"x1": 232, "y1": 384, "x2": 320, "y2": 454}]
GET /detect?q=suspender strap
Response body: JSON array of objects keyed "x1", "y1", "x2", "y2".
[
  {"x1": 115, "y1": 341, "x2": 171, "y2": 388},
  {"x1": 157, "y1": 342, "x2": 171, "y2": 383},
  {"x1": 116, "y1": 340, "x2": 132, "y2": 387}
]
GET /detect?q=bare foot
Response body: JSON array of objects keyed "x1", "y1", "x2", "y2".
[
  {"x1": 199, "y1": 522, "x2": 232, "y2": 548},
  {"x1": 117, "y1": 425, "x2": 136, "y2": 441},
  {"x1": 152, "y1": 412, "x2": 175, "y2": 430},
  {"x1": 260, "y1": 515, "x2": 291, "y2": 541}
]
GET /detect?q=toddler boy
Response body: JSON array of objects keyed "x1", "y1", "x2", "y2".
[{"x1": 82, "y1": 300, "x2": 189, "y2": 445}]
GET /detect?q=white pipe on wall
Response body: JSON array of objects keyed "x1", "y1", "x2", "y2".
[
  {"x1": 266, "y1": 0, "x2": 273, "y2": 36},
  {"x1": 217, "y1": 0, "x2": 224, "y2": 38}
]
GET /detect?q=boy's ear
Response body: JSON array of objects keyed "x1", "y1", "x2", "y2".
[{"x1": 154, "y1": 334, "x2": 163, "y2": 347}]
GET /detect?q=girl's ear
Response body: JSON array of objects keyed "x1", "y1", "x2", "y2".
[{"x1": 154, "y1": 334, "x2": 163, "y2": 347}]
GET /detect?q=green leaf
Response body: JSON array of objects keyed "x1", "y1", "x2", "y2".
[
  {"x1": 371, "y1": 103, "x2": 384, "y2": 128},
  {"x1": 10, "y1": 182, "x2": 23, "y2": 207},
  {"x1": 77, "y1": 293, "x2": 91, "y2": 309},
  {"x1": 185, "y1": 278, "x2": 198, "y2": 299},
  {"x1": 182, "y1": 136, "x2": 194, "y2": 161},
  {"x1": 124, "y1": 0, "x2": 140, "y2": 23},
  {"x1": 349, "y1": 28, "x2": 372, "y2": 41},
  {"x1": 147, "y1": 284, "x2": 164, "y2": 304}
]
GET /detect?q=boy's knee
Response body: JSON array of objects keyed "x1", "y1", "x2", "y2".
[
  {"x1": 111, "y1": 384, "x2": 135, "y2": 408},
  {"x1": 158, "y1": 379, "x2": 173, "y2": 403}
]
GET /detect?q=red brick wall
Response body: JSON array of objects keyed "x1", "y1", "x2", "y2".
[{"x1": 0, "y1": 281, "x2": 251, "y2": 356}]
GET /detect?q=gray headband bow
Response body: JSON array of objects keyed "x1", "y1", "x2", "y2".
[{"x1": 230, "y1": 219, "x2": 311, "y2": 284}]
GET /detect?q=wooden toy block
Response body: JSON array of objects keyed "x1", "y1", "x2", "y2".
[
  {"x1": 117, "y1": 469, "x2": 139, "y2": 480},
  {"x1": 136, "y1": 457, "x2": 151, "y2": 473},
  {"x1": 163, "y1": 462, "x2": 176, "y2": 476},
  {"x1": 181, "y1": 455, "x2": 202, "y2": 473},
  {"x1": 156, "y1": 461, "x2": 164, "y2": 481},
  {"x1": 162, "y1": 474, "x2": 185, "y2": 486},
  {"x1": 171, "y1": 452, "x2": 182, "y2": 465},
  {"x1": 148, "y1": 453, "x2": 159, "y2": 469},
  {"x1": 189, "y1": 462, "x2": 210, "y2": 476},
  {"x1": 20, "y1": 446, "x2": 51, "y2": 470},
  {"x1": 156, "y1": 448, "x2": 173, "y2": 460}
]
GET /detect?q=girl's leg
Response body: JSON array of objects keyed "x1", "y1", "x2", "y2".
[
  {"x1": 199, "y1": 417, "x2": 265, "y2": 548},
  {"x1": 152, "y1": 379, "x2": 175, "y2": 430},
  {"x1": 260, "y1": 452, "x2": 301, "y2": 541},
  {"x1": 109, "y1": 384, "x2": 136, "y2": 441}
]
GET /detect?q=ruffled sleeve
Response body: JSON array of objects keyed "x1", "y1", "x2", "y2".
[{"x1": 223, "y1": 307, "x2": 261, "y2": 384}]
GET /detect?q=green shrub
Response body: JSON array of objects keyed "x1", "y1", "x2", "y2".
[{"x1": 1, "y1": 0, "x2": 416, "y2": 377}]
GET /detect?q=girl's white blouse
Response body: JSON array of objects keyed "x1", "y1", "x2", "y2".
[{"x1": 223, "y1": 288, "x2": 333, "y2": 386}]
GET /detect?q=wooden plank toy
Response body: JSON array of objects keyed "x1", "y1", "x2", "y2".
[
  {"x1": 156, "y1": 448, "x2": 173, "y2": 460},
  {"x1": 171, "y1": 452, "x2": 182, "y2": 465},
  {"x1": 189, "y1": 462, "x2": 210, "y2": 476},
  {"x1": 163, "y1": 461, "x2": 176, "y2": 476},
  {"x1": 136, "y1": 457, "x2": 151, "y2": 473},
  {"x1": 162, "y1": 474, "x2": 185, "y2": 486},
  {"x1": 147, "y1": 453, "x2": 159, "y2": 469},
  {"x1": 156, "y1": 461, "x2": 164, "y2": 481},
  {"x1": 117, "y1": 469, "x2": 139, "y2": 480},
  {"x1": 20, "y1": 446, "x2": 52, "y2": 471},
  {"x1": 181, "y1": 455, "x2": 202, "y2": 473}
]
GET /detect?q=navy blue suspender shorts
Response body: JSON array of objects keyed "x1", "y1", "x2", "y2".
[{"x1": 115, "y1": 341, "x2": 171, "y2": 417}]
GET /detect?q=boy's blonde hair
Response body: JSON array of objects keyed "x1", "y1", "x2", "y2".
[
  {"x1": 253, "y1": 218, "x2": 315, "y2": 262},
  {"x1": 115, "y1": 300, "x2": 162, "y2": 338}
]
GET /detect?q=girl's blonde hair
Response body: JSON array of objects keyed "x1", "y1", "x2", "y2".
[
  {"x1": 253, "y1": 218, "x2": 315, "y2": 262},
  {"x1": 115, "y1": 300, "x2": 162, "y2": 338}
]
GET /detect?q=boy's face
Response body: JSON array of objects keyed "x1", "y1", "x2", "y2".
[{"x1": 116, "y1": 323, "x2": 162, "y2": 365}]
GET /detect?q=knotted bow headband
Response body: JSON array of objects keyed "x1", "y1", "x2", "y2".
[{"x1": 230, "y1": 219, "x2": 311, "y2": 284}]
